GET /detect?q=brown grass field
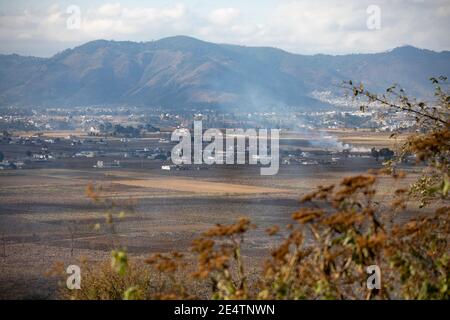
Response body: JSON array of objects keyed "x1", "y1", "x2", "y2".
[{"x1": 0, "y1": 131, "x2": 425, "y2": 299}]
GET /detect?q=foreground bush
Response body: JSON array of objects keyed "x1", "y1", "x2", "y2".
[{"x1": 60, "y1": 78, "x2": 449, "y2": 300}]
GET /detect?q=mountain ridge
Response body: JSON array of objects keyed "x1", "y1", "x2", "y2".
[{"x1": 1, "y1": 35, "x2": 449, "y2": 110}]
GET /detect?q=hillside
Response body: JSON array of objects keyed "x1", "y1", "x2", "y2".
[{"x1": 0, "y1": 36, "x2": 449, "y2": 110}]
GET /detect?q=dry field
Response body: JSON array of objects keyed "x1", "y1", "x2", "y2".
[
  {"x1": 322, "y1": 128, "x2": 406, "y2": 148},
  {"x1": 116, "y1": 178, "x2": 292, "y2": 195},
  {"x1": 0, "y1": 128, "x2": 422, "y2": 299},
  {"x1": 0, "y1": 162, "x2": 425, "y2": 299}
]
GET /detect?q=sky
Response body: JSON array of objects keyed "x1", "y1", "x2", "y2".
[{"x1": 0, "y1": 0, "x2": 449, "y2": 57}]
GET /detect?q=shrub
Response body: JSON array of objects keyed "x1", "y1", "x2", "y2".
[{"x1": 58, "y1": 78, "x2": 449, "y2": 300}]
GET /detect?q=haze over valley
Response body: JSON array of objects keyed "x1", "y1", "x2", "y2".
[{"x1": 1, "y1": 36, "x2": 449, "y2": 110}]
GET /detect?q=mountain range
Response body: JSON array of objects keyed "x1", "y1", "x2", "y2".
[{"x1": 0, "y1": 35, "x2": 449, "y2": 110}]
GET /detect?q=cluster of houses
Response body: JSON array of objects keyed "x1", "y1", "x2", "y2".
[
  {"x1": 93, "y1": 160, "x2": 121, "y2": 169},
  {"x1": 0, "y1": 160, "x2": 24, "y2": 170},
  {"x1": 161, "y1": 164, "x2": 209, "y2": 171},
  {"x1": 0, "y1": 128, "x2": 174, "y2": 170}
]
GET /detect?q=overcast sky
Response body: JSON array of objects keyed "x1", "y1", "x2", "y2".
[{"x1": 0, "y1": 0, "x2": 449, "y2": 57}]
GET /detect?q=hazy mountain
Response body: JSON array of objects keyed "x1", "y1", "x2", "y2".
[{"x1": 0, "y1": 36, "x2": 449, "y2": 110}]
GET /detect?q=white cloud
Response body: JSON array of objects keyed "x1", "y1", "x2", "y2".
[
  {"x1": 254, "y1": 0, "x2": 450, "y2": 54},
  {"x1": 0, "y1": 1, "x2": 449, "y2": 56},
  {"x1": 161, "y1": 4, "x2": 186, "y2": 19},
  {"x1": 97, "y1": 3, "x2": 122, "y2": 17},
  {"x1": 208, "y1": 8, "x2": 240, "y2": 26}
]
